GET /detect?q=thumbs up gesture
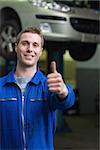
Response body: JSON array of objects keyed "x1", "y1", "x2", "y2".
[{"x1": 47, "y1": 61, "x2": 68, "y2": 99}]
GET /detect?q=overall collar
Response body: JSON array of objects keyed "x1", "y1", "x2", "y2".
[{"x1": 3, "y1": 67, "x2": 46, "y2": 86}]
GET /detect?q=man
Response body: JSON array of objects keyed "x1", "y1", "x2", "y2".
[{"x1": 0, "y1": 26, "x2": 75, "y2": 150}]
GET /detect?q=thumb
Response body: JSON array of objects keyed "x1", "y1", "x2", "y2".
[{"x1": 50, "y1": 61, "x2": 57, "y2": 73}]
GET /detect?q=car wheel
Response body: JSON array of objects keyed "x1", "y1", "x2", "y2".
[
  {"x1": 69, "y1": 42, "x2": 97, "y2": 61},
  {"x1": 0, "y1": 20, "x2": 21, "y2": 60}
]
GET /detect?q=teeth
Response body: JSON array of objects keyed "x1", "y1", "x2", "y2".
[
  {"x1": 25, "y1": 55, "x2": 32, "y2": 57},
  {"x1": 24, "y1": 54, "x2": 35, "y2": 58}
]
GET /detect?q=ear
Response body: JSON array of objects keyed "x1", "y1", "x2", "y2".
[{"x1": 15, "y1": 43, "x2": 17, "y2": 53}]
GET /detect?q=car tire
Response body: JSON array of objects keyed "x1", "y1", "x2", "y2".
[
  {"x1": 69, "y1": 42, "x2": 97, "y2": 61},
  {"x1": 0, "y1": 19, "x2": 21, "y2": 60}
]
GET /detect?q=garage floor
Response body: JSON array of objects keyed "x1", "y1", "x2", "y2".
[{"x1": 54, "y1": 114, "x2": 99, "y2": 150}]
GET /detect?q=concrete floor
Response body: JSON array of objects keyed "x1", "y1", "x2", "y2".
[{"x1": 54, "y1": 114, "x2": 99, "y2": 150}]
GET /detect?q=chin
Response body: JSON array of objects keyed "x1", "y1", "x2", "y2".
[
  {"x1": 22, "y1": 61, "x2": 34, "y2": 67},
  {"x1": 25, "y1": 63, "x2": 35, "y2": 67}
]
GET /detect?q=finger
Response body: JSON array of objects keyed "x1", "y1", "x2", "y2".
[
  {"x1": 48, "y1": 77, "x2": 62, "y2": 83},
  {"x1": 50, "y1": 61, "x2": 57, "y2": 73},
  {"x1": 48, "y1": 83, "x2": 61, "y2": 88}
]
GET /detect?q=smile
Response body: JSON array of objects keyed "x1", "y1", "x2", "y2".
[{"x1": 24, "y1": 54, "x2": 34, "y2": 58}]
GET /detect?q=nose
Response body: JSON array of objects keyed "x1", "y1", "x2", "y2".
[{"x1": 27, "y1": 44, "x2": 33, "y2": 53}]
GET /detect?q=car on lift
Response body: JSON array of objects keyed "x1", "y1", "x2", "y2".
[
  {"x1": 53, "y1": 0, "x2": 100, "y2": 60},
  {"x1": 0, "y1": 0, "x2": 100, "y2": 60}
]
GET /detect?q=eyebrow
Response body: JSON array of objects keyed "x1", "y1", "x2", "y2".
[
  {"x1": 21, "y1": 40, "x2": 39, "y2": 45},
  {"x1": 21, "y1": 40, "x2": 29, "y2": 43}
]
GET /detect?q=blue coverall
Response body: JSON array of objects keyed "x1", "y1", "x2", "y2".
[{"x1": 0, "y1": 68, "x2": 75, "y2": 150}]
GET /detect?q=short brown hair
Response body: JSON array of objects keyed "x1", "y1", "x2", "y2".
[{"x1": 16, "y1": 26, "x2": 44, "y2": 47}]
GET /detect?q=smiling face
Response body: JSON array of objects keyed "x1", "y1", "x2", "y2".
[{"x1": 15, "y1": 32, "x2": 43, "y2": 68}]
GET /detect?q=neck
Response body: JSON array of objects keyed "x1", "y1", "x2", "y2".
[{"x1": 15, "y1": 64, "x2": 37, "y2": 78}]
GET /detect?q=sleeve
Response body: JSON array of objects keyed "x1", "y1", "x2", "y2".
[{"x1": 48, "y1": 84, "x2": 75, "y2": 111}]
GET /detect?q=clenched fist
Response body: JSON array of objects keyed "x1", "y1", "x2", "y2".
[{"x1": 47, "y1": 61, "x2": 68, "y2": 99}]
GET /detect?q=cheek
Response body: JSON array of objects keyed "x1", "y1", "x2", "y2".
[
  {"x1": 17, "y1": 50, "x2": 24, "y2": 60},
  {"x1": 17, "y1": 47, "x2": 25, "y2": 55},
  {"x1": 35, "y1": 49, "x2": 42, "y2": 57}
]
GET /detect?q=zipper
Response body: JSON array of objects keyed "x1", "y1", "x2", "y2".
[{"x1": 22, "y1": 95, "x2": 26, "y2": 149}]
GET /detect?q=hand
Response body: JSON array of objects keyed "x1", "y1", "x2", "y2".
[{"x1": 47, "y1": 61, "x2": 68, "y2": 99}]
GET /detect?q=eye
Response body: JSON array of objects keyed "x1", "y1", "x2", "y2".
[
  {"x1": 21, "y1": 41, "x2": 29, "y2": 46},
  {"x1": 33, "y1": 42, "x2": 39, "y2": 47}
]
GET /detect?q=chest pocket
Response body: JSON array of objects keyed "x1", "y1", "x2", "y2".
[
  {"x1": 30, "y1": 97, "x2": 47, "y2": 102},
  {"x1": 0, "y1": 97, "x2": 17, "y2": 101},
  {"x1": 29, "y1": 97, "x2": 49, "y2": 115},
  {"x1": 0, "y1": 97, "x2": 17, "y2": 111},
  {"x1": 30, "y1": 97, "x2": 48, "y2": 108},
  {"x1": 0, "y1": 97, "x2": 18, "y2": 129}
]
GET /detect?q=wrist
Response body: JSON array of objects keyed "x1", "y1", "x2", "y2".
[{"x1": 58, "y1": 85, "x2": 68, "y2": 99}]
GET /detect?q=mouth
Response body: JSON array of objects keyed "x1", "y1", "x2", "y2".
[{"x1": 24, "y1": 54, "x2": 34, "y2": 58}]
